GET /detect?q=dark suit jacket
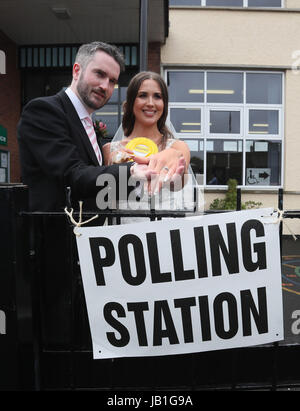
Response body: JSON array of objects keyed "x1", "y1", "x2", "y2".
[{"x1": 17, "y1": 90, "x2": 132, "y2": 212}]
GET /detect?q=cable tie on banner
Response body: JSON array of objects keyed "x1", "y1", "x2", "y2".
[
  {"x1": 263, "y1": 208, "x2": 297, "y2": 241},
  {"x1": 64, "y1": 201, "x2": 98, "y2": 237}
]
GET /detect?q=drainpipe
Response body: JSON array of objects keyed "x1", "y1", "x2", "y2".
[{"x1": 139, "y1": 0, "x2": 148, "y2": 71}]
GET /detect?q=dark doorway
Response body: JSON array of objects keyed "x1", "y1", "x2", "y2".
[{"x1": 22, "y1": 70, "x2": 72, "y2": 106}]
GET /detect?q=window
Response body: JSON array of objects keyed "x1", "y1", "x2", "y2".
[
  {"x1": 167, "y1": 70, "x2": 283, "y2": 188},
  {"x1": 207, "y1": 139, "x2": 243, "y2": 185},
  {"x1": 170, "y1": 108, "x2": 202, "y2": 134},
  {"x1": 19, "y1": 44, "x2": 138, "y2": 69},
  {"x1": 248, "y1": 109, "x2": 279, "y2": 136},
  {"x1": 207, "y1": 72, "x2": 243, "y2": 103},
  {"x1": 169, "y1": 0, "x2": 283, "y2": 7},
  {"x1": 0, "y1": 150, "x2": 9, "y2": 183},
  {"x1": 246, "y1": 73, "x2": 282, "y2": 104},
  {"x1": 247, "y1": 0, "x2": 282, "y2": 6},
  {"x1": 168, "y1": 71, "x2": 204, "y2": 102},
  {"x1": 182, "y1": 139, "x2": 204, "y2": 177},
  {"x1": 209, "y1": 109, "x2": 241, "y2": 134},
  {"x1": 19, "y1": 45, "x2": 79, "y2": 69},
  {"x1": 246, "y1": 140, "x2": 281, "y2": 186},
  {"x1": 206, "y1": 0, "x2": 243, "y2": 6},
  {"x1": 170, "y1": 0, "x2": 202, "y2": 4}
]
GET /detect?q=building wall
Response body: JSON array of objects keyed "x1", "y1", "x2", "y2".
[
  {"x1": 0, "y1": 31, "x2": 21, "y2": 183},
  {"x1": 285, "y1": 69, "x2": 300, "y2": 191},
  {"x1": 162, "y1": 6, "x2": 300, "y2": 233},
  {"x1": 163, "y1": 8, "x2": 300, "y2": 67},
  {"x1": 287, "y1": 0, "x2": 299, "y2": 8},
  {"x1": 148, "y1": 42, "x2": 161, "y2": 73}
]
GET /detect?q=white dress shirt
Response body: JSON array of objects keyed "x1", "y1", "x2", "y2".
[{"x1": 65, "y1": 87, "x2": 102, "y2": 164}]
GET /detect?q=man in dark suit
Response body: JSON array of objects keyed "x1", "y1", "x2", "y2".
[
  {"x1": 17, "y1": 41, "x2": 187, "y2": 348},
  {"x1": 17, "y1": 42, "x2": 162, "y2": 346},
  {"x1": 17, "y1": 41, "x2": 153, "y2": 212}
]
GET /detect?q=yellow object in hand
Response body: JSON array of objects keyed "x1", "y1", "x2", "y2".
[{"x1": 125, "y1": 137, "x2": 158, "y2": 158}]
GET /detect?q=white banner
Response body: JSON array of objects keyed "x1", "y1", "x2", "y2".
[{"x1": 76, "y1": 208, "x2": 284, "y2": 359}]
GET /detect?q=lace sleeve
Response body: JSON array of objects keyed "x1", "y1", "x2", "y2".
[
  {"x1": 110, "y1": 141, "x2": 124, "y2": 152},
  {"x1": 165, "y1": 138, "x2": 176, "y2": 149},
  {"x1": 110, "y1": 140, "x2": 132, "y2": 163}
]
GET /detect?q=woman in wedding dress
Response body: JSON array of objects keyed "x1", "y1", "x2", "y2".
[{"x1": 102, "y1": 71, "x2": 198, "y2": 220}]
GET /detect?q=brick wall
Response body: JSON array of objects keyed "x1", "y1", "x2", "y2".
[
  {"x1": 0, "y1": 31, "x2": 21, "y2": 183},
  {"x1": 148, "y1": 42, "x2": 161, "y2": 74}
]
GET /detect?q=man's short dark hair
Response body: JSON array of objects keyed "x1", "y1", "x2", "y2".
[{"x1": 75, "y1": 41, "x2": 125, "y2": 72}]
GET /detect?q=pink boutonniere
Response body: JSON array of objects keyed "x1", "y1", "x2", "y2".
[{"x1": 93, "y1": 120, "x2": 108, "y2": 139}]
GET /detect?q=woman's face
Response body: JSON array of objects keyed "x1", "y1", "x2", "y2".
[{"x1": 133, "y1": 79, "x2": 164, "y2": 128}]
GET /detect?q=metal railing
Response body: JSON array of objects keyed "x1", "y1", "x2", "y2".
[{"x1": 0, "y1": 185, "x2": 299, "y2": 391}]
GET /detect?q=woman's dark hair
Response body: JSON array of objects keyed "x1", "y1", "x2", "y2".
[{"x1": 122, "y1": 71, "x2": 173, "y2": 146}]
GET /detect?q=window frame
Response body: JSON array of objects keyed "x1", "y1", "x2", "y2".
[
  {"x1": 245, "y1": 106, "x2": 283, "y2": 139},
  {"x1": 169, "y1": 0, "x2": 284, "y2": 8},
  {"x1": 166, "y1": 68, "x2": 284, "y2": 189},
  {"x1": 169, "y1": 103, "x2": 204, "y2": 137},
  {"x1": 245, "y1": 139, "x2": 283, "y2": 187},
  {"x1": 0, "y1": 149, "x2": 10, "y2": 183},
  {"x1": 206, "y1": 138, "x2": 244, "y2": 186},
  {"x1": 207, "y1": 106, "x2": 243, "y2": 138}
]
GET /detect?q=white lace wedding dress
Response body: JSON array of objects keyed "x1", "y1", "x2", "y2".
[{"x1": 109, "y1": 125, "x2": 201, "y2": 224}]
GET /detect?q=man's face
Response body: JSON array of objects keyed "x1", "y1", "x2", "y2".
[{"x1": 73, "y1": 50, "x2": 120, "y2": 113}]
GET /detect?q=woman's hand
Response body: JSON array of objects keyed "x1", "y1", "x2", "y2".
[{"x1": 133, "y1": 147, "x2": 188, "y2": 194}]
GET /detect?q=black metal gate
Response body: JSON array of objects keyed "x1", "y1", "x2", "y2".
[{"x1": 0, "y1": 185, "x2": 299, "y2": 391}]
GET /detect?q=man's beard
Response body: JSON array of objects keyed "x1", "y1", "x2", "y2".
[{"x1": 77, "y1": 76, "x2": 107, "y2": 111}]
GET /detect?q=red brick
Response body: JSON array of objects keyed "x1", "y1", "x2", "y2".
[{"x1": 148, "y1": 42, "x2": 161, "y2": 73}]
